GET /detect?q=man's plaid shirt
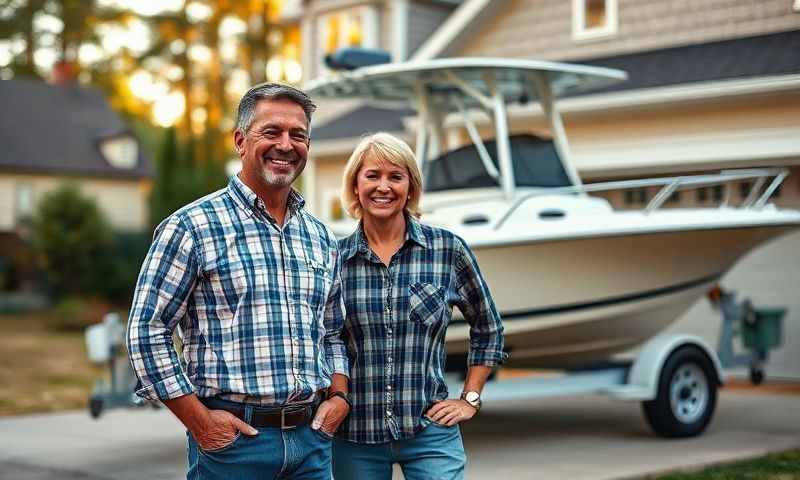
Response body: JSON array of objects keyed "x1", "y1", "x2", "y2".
[
  {"x1": 336, "y1": 217, "x2": 506, "y2": 444},
  {"x1": 127, "y1": 175, "x2": 348, "y2": 405}
]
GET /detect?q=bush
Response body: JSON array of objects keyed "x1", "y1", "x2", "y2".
[
  {"x1": 30, "y1": 184, "x2": 113, "y2": 299},
  {"x1": 46, "y1": 296, "x2": 115, "y2": 332}
]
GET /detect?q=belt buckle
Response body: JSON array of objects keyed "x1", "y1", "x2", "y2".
[{"x1": 280, "y1": 408, "x2": 296, "y2": 430}]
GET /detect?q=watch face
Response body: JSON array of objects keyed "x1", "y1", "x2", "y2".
[{"x1": 465, "y1": 391, "x2": 480, "y2": 403}]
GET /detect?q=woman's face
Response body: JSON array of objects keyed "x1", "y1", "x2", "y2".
[{"x1": 355, "y1": 154, "x2": 411, "y2": 222}]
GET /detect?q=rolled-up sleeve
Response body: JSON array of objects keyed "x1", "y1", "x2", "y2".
[
  {"x1": 323, "y1": 245, "x2": 350, "y2": 378},
  {"x1": 127, "y1": 216, "x2": 198, "y2": 401},
  {"x1": 453, "y1": 237, "x2": 507, "y2": 367}
]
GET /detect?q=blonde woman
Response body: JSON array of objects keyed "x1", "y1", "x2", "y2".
[{"x1": 332, "y1": 132, "x2": 506, "y2": 480}]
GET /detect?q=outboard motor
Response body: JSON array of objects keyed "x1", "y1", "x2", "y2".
[{"x1": 324, "y1": 48, "x2": 392, "y2": 71}]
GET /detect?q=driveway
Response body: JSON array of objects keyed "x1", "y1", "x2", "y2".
[{"x1": 0, "y1": 385, "x2": 798, "y2": 480}]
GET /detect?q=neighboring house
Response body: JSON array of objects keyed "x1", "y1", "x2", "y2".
[
  {"x1": 0, "y1": 77, "x2": 153, "y2": 290},
  {"x1": 300, "y1": 0, "x2": 800, "y2": 379}
]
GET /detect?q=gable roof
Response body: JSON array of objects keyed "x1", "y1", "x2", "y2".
[
  {"x1": 0, "y1": 78, "x2": 153, "y2": 179},
  {"x1": 573, "y1": 30, "x2": 800, "y2": 96}
]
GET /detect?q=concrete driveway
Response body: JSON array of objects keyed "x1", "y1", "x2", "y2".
[{"x1": 1, "y1": 385, "x2": 798, "y2": 480}]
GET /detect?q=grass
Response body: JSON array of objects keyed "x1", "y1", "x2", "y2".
[
  {"x1": 0, "y1": 311, "x2": 104, "y2": 416},
  {"x1": 653, "y1": 449, "x2": 800, "y2": 479}
]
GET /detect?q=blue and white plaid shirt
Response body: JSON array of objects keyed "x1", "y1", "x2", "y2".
[
  {"x1": 127, "y1": 175, "x2": 348, "y2": 405},
  {"x1": 337, "y1": 217, "x2": 506, "y2": 444}
]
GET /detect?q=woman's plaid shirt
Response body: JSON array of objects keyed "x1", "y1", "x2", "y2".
[
  {"x1": 337, "y1": 218, "x2": 506, "y2": 444},
  {"x1": 127, "y1": 176, "x2": 348, "y2": 405}
]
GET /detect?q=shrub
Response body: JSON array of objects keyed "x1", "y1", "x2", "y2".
[{"x1": 29, "y1": 184, "x2": 113, "y2": 299}]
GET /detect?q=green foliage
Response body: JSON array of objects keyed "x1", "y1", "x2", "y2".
[
  {"x1": 46, "y1": 296, "x2": 113, "y2": 332},
  {"x1": 30, "y1": 184, "x2": 113, "y2": 298},
  {"x1": 656, "y1": 449, "x2": 800, "y2": 479},
  {"x1": 150, "y1": 126, "x2": 227, "y2": 226}
]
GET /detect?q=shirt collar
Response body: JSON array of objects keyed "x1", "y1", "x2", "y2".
[
  {"x1": 228, "y1": 174, "x2": 306, "y2": 219},
  {"x1": 342, "y1": 215, "x2": 430, "y2": 262}
]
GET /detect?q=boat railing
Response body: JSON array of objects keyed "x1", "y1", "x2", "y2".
[{"x1": 493, "y1": 168, "x2": 789, "y2": 230}]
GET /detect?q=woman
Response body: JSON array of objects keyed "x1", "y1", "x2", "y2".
[{"x1": 332, "y1": 132, "x2": 506, "y2": 480}]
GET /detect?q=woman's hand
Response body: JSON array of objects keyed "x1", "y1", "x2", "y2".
[{"x1": 425, "y1": 399, "x2": 477, "y2": 427}]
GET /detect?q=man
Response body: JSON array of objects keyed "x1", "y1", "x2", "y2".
[{"x1": 127, "y1": 83, "x2": 350, "y2": 479}]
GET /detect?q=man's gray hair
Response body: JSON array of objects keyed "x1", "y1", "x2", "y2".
[{"x1": 235, "y1": 83, "x2": 317, "y2": 133}]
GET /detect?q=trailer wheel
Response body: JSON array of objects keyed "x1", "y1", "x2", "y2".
[
  {"x1": 89, "y1": 397, "x2": 104, "y2": 419},
  {"x1": 641, "y1": 345, "x2": 717, "y2": 438}
]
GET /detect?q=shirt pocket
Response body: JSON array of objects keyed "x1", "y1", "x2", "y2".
[
  {"x1": 297, "y1": 258, "x2": 332, "y2": 312},
  {"x1": 408, "y1": 282, "x2": 446, "y2": 325}
]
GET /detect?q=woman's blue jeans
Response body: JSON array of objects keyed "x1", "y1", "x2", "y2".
[{"x1": 332, "y1": 423, "x2": 466, "y2": 480}]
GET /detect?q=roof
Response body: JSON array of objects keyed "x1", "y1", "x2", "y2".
[
  {"x1": 574, "y1": 30, "x2": 800, "y2": 96},
  {"x1": 0, "y1": 78, "x2": 153, "y2": 179},
  {"x1": 312, "y1": 104, "x2": 414, "y2": 141}
]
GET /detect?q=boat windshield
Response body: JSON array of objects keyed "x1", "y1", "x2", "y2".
[{"x1": 424, "y1": 134, "x2": 574, "y2": 192}]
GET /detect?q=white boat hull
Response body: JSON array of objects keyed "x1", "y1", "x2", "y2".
[{"x1": 445, "y1": 225, "x2": 796, "y2": 368}]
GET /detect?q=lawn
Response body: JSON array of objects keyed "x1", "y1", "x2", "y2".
[
  {"x1": 0, "y1": 311, "x2": 104, "y2": 416},
  {"x1": 653, "y1": 449, "x2": 800, "y2": 479}
]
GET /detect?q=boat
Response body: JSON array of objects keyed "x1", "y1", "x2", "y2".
[{"x1": 305, "y1": 55, "x2": 800, "y2": 369}]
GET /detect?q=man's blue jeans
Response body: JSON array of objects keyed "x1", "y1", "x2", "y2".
[
  {"x1": 186, "y1": 400, "x2": 333, "y2": 479},
  {"x1": 332, "y1": 423, "x2": 466, "y2": 480}
]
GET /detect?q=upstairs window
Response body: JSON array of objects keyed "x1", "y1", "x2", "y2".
[
  {"x1": 573, "y1": 0, "x2": 618, "y2": 41},
  {"x1": 316, "y1": 6, "x2": 379, "y2": 75},
  {"x1": 99, "y1": 135, "x2": 138, "y2": 170}
]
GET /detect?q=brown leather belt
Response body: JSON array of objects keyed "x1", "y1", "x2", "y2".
[{"x1": 200, "y1": 399, "x2": 318, "y2": 430}]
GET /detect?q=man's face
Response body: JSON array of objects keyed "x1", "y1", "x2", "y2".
[{"x1": 235, "y1": 98, "x2": 310, "y2": 190}]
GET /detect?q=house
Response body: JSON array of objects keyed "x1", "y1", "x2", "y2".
[
  {"x1": 299, "y1": 0, "x2": 800, "y2": 379},
  {"x1": 0, "y1": 77, "x2": 153, "y2": 291}
]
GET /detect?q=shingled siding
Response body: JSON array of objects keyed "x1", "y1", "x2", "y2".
[
  {"x1": 408, "y1": 1, "x2": 454, "y2": 56},
  {"x1": 455, "y1": 0, "x2": 800, "y2": 61}
]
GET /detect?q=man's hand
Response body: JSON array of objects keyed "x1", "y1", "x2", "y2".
[
  {"x1": 311, "y1": 397, "x2": 350, "y2": 435},
  {"x1": 193, "y1": 409, "x2": 258, "y2": 451},
  {"x1": 425, "y1": 399, "x2": 476, "y2": 427}
]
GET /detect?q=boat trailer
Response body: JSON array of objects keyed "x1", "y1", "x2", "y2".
[{"x1": 447, "y1": 286, "x2": 786, "y2": 438}]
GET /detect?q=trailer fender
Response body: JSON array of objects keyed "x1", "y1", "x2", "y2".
[{"x1": 609, "y1": 334, "x2": 724, "y2": 401}]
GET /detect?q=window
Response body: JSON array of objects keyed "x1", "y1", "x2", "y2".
[
  {"x1": 316, "y1": 6, "x2": 379, "y2": 74},
  {"x1": 739, "y1": 181, "x2": 752, "y2": 199},
  {"x1": 14, "y1": 183, "x2": 34, "y2": 222},
  {"x1": 623, "y1": 188, "x2": 647, "y2": 206},
  {"x1": 696, "y1": 187, "x2": 708, "y2": 202},
  {"x1": 573, "y1": 0, "x2": 618, "y2": 41},
  {"x1": 668, "y1": 190, "x2": 681, "y2": 203},
  {"x1": 712, "y1": 185, "x2": 724, "y2": 202},
  {"x1": 99, "y1": 135, "x2": 138, "y2": 170}
]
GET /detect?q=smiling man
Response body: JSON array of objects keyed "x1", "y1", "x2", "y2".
[{"x1": 127, "y1": 83, "x2": 350, "y2": 480}]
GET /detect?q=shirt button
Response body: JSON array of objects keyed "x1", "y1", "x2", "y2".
[
  {"x1": 386, "y1": 385, "x2": 392, "y2": 391},
  {"x1": 387, "y1": 328, "x2": 393, "y2": 334},
  {"x1": 386, "y1": 410, "x2": 393, "y2": 416},
  {"x1": 387, "y1": 356, "x2": 393, "y2": 363}
]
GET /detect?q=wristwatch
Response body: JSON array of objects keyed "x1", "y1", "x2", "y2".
[
  {"x1": 460, "y1": 391, "x2": 482, "y2": 412},
  {"x1": 327, "y1": 390, "x2": 352, "y2": 409}
]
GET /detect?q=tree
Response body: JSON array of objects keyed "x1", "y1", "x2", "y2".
[{"x1": 30, "y1": 184, "x2": 113, "y2": 298}]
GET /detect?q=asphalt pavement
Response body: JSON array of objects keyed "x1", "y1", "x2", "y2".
[{"x1": 1, "y1": 386, "x2": 798, "y2": 480}]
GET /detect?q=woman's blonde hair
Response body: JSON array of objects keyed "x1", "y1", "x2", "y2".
[{"x1": 341, "y1": 132, "x2": 423, "y2": 219}]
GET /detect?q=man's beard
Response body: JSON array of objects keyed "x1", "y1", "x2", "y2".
[
  {"x1": 260, "y1": 167, "x2": 298, "y2": 187},
  {"x1": 259, "y1": 154, "x2": 305, "y2": 187}
]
